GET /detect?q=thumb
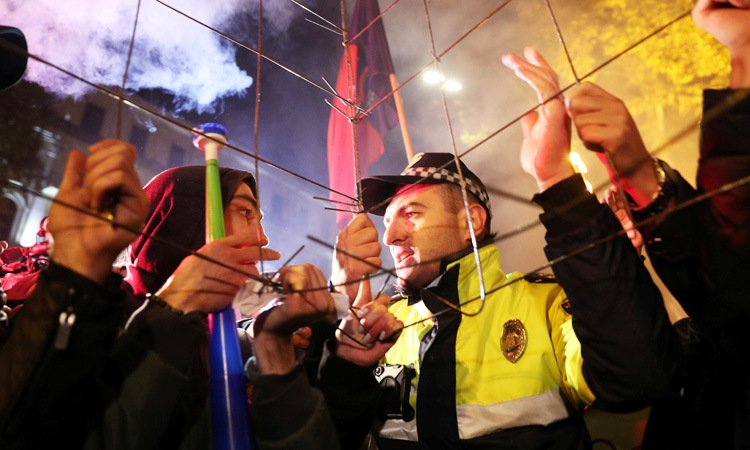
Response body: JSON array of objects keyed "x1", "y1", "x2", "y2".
[
  {"x1": 350, "y1": 212, "x2": 376, "y2": 231},
  {"x1": 59, "y1": 150, "x2": 86, "y2": 193},
  {"x1": 353, "y1": 276, "x2": 372, "y2": 308},
  {"x1": 520, "y1": 111, "x2": 538, "y2": 138}
]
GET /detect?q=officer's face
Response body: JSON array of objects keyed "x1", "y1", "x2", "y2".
[
  {"x1": 223, "y1": 182, "x2": 268, "y2": 259},
  {"x1": 383, "y1": 184, "x2": 468, "y2": 289}
]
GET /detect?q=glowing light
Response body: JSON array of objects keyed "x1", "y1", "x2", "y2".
[
  {"x1": 569, "y1": 151, "x2": 588, "y2": 173},
  {"x1": 444, "y1": 80, "x2": 462, "y2": 91},
  {"x1": 423, "y1": 71, "x2": 445, "y2": 83},
  {"x1": 569, "y1": 151, "x2": 593, "y2": 193}
]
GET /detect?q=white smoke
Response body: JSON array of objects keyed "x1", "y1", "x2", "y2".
[{"x1": 1, "y1": 0, "x2": 298, "y2": 113}]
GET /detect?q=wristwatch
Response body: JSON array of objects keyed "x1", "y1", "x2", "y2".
[{"x1": 630, "y1": 158, "x2": 677, "y2": 217}]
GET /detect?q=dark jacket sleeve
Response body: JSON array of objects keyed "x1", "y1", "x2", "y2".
[
  {"x1": 247, "y1": 352, "x2": 341, "y2": 450},
  {"x1": 0, "y1": 259, "x2": 212, "y2": 450},
  {"x1": 83, "y1": 301, "x2": 210, "y2": 450},
  {"x1": 534, "y1": 174, "x2": 683, "y2": 412},
  {"x1": 318, "y1": 339, "x2": 381, "y2": 450},
  {"x1": 0, "y1": 262, "x2": 128, "y2": 447}
]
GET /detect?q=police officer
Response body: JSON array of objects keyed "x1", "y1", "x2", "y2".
[{"x1": 326, "y1": 47, "x2": 683, "y2": 450}]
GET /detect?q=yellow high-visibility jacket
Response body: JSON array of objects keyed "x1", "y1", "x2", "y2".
[{"x1": 376, "y1": 244, "x2": 594, "y2": 446}]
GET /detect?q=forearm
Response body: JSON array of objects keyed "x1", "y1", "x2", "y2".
[
  {"x1": 252, "y1": 332, "x2": 296, "y2": 375},
  {"x1": 548, "y1": 216, "x2": 682, "y2": 410}
]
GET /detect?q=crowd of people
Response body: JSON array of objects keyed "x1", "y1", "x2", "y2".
[{"x1": 0, "y1": 0, "x2": 748, "y2": 449}]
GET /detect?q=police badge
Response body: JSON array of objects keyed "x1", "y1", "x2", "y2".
[{"x1": 501, "y1": 319, "x2": 527, "y2": 363}]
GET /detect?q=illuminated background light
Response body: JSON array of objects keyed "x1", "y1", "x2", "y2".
[
  {"x1": 444, "y1": 80, "x2": 463, "y2": 91},
  {"x1": 423, "y1": 71, "x2": 445, "y2": 83}
]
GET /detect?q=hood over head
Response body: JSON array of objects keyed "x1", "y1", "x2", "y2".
[{"x1": 124, "y1": 165, "x2": 256, "y2": 298}]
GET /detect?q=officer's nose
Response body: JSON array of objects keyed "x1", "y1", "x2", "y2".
[{"x1": 384, "y1": 217, "x2": 407, "y2": 247}]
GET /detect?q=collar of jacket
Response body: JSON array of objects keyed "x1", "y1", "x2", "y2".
[{"x1": 405, "y1": 238, "x2": 503, "y2": 307}]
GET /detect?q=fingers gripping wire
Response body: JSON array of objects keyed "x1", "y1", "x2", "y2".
[
  {"x1": 337, "y1": 307, "x2": 375, "y2": 350},
  {"x1": 488, "y1": 88, "x2": 750, "y2": 246},
  {"x1": 319, "y1": 273, "x2": 391, "y2": 350}
]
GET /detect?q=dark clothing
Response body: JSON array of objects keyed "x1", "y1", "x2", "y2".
[
  {"x1": 639, "y1": 89, "x2": 750, "y2": 449},
  {"x1": 0, "y1": 263, "x2": 128, "y2": 448},
  {"x1": 0, "y1": 262, "x2": 338, "y2": 449},
  {"x1": 248, "y1": 354, "x2": 342, "y2": 450},
  {"x1": 318, "y1": 339, "x2": 383, "y2": 450},
  {"x1": 0, "y1": 261, "x2": 211, "y2": 449},
  {"x1": 321, "y1": 174, "x2": 681, "y2": 450}
]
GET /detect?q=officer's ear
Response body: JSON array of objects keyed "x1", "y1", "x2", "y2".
[{"x1": 463, "y1": 203, "x2": 487, "y2": 242}]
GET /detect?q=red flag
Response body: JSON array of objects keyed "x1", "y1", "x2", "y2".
[{"x1": 327, "y1": 0, "x2": 399, "y2": 229}]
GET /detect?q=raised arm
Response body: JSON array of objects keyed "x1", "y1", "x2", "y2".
[{"x1": 504, "y1": 48, "x2": 682, "y2": 410}]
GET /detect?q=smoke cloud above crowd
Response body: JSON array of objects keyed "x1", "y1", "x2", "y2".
[{"x1": 0, "y1": 0, "x2": 299, "y2": 113}]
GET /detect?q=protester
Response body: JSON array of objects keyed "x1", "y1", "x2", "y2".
[
  {"x1": 0, "y1": 139, "x2": 392, "y2": 449},
  {"x1": 564, "y1": 1, "x2": 750, "y2": 447}
]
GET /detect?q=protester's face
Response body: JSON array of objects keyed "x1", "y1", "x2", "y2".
[
  {"x1": 383, "y1": 184, "x2": 468, "y2": 289},
  {"x1": 223, "y1": 182, "x2": 268, "y2": 250}
]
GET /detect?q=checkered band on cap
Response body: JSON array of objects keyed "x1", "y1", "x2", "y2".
[{"x1": 401, "y1": 166, "x2": 492, "y2": 215}]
